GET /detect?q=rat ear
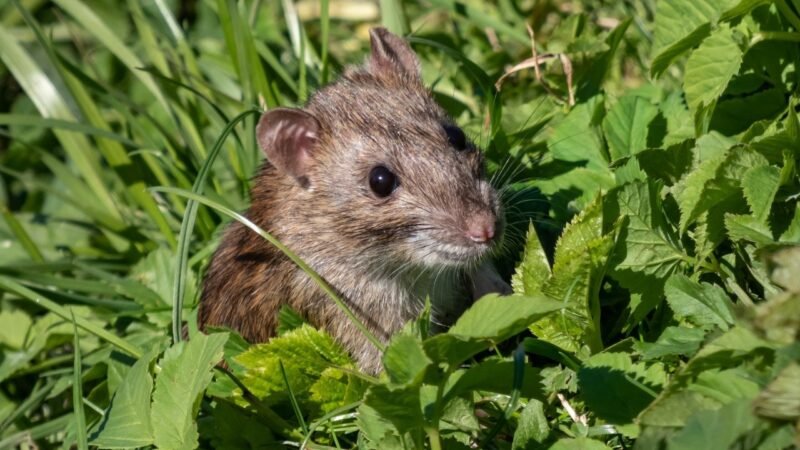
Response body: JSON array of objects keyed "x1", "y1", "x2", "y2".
[
  {"x1": 368, "y1": 27, "x2": 421, "y2": 82},
  {"x1": 256, "y1": 108, "x2": 320, "y2": 182}
]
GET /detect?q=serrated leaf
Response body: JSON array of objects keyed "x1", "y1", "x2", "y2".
[
  {"x1": 578, "y1": 352, "x2": 666, "y2": 424},
  {"x1": 665, "y1": 274, "x2": 735, "y2": 330},
  {"x1": 635, "y1": 326, "x2": 707, "y2": 360},
  {"x1": 742, "y1": 165, "x2": 781, "y2": 223},
  {"x1": 90, "y1": 350, "x2": 158, "y2": 448},
  {"x1": 724, "y1": 213, "x2": 774, "y2": 245},
  {"x1": 602, "y1": 95, "x2": 659, "y2": 161},
  {"x1": 528, "y1": 196, "x2": 614, "y2": 353},
  {"x1": 151, "y1": 332, "x2": 228, "y2": 450},
  {"x1": 667, "y1": 400, "x2": 757, "y2": 450},
  {"x1": 512, "y1": 399, "x2": 549, "y2": 450},
  {"x1": 511, "y1": 223, "x2": 551, "y2": 296},
  {"x1": 683, "y1": 25, "x2": 743, "y2": 113},
  {"x1": 362, "y1": 384, "x2": 422, "y2": 434},
  {"x1": 613, "y1": 180, "x2": 686, "y2": 279},
  {"x1": 448, "y1": 294, "x2": 562, "y2": 341},
  {"x1": 382, "y1": 334, "x2": 432, "y2": 386},
  {"x1": 233, "y1": 325, "x2": 355, "y2": 412}
]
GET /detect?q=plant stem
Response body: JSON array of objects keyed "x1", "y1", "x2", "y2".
[
  {"x1": 425, "y1": 427, "x2": 442, "y2": 450},
  {"x1": 777, "y1": 0, "x2": 800, "y2": 31},
  {"x1": 750, "y1": 31, "x2": 800, "y2": 46}
]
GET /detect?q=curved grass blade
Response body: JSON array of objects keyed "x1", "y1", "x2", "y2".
[
  {"x1": 151, "y1": 186, "x2": 385, "y2": 352},
  {"x1": 170, "y1": 109, "x2": 260, "y2": 343},
  {"x1": 0, "y1": 114, "x2": 139, "y2": 147},
  {"x1": 0, "y1": 277, "x2": 143, "y2": 358},
  {"x1": 1, "y1": 205, "x2": 44, "y2": 262}
]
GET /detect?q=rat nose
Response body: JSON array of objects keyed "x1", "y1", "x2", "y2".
[{"x1": 465, "y1": 214, "x2": 496, "y2": 243}]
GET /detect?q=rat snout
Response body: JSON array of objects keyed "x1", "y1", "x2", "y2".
[{"x1": 464, "y1": 212, "x2": 497, "y2": 244}]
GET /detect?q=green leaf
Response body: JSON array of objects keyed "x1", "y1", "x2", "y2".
[
  {"x1": 150, "y1": 332, "x2": 228, "y2": 450},
  {"x1": 578, "y1": 352, "x2": 666, "y2": 424},
  {"x1": 90, "y1": 350, "x2": 158, "y2": 448},
  {"x1": 612, "y1": 180, "x2": 686, "y2": 279},
  {"x1": 742, "y1": 165, "x2": 781, "y2": 223},
  {"x1": 511, "y1": 223, "x2": 551, "y2": 296},
  {"x1": 602, "y1": 95, "x2": 659, "y2": 161},
  {"x1": 528, "y1": 196, "x2": 614, "y2": 353},
  {"x1": 549, "y1": 437, "x2": 613, "y2": 450},
  {"x1": 667, "y1": 400, "x2": 757, "y2": 450},
  {"x1": 448, "y1": 294, "x2": 562, "y2": 341},
  {"x1": 362, "y1": 383, "x2": 423, "y2": 434},
  {"x1": 382, "y1": 333, "x2": 432, "y2": 386},
  {"x1": 683, "y1": 25, "x2": 744, "y2": 113},
  {"x1": 233, "y1": 325, "x2": 356, "y2": 412},
  {"x1": 664, "y1": 275, "x2": 735, "y2": 330},
  {"x1": 443, "y1": 359, "x2": 545, "y2": 402},
  {"x1": 636, "y1": 326, "x2": 707, "y2": 360},
  {"x1": 511, "y1": 399, "x2": 549, "y2": 450},
  {"x1": 724, "y1": 213, "x2": 774, "y2": 245}
]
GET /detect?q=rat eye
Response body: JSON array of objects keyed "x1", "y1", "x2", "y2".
[
  {"x1": 369, "y1": 166, "x2": 398, "y2": 198},
  {"x1": 444, "y1": 124, "x2": 467, "y2": 151}
]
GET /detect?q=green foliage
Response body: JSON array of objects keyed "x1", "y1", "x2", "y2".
[{"x1": 1, "y1": 0, "x2": 799, "y2": 449}]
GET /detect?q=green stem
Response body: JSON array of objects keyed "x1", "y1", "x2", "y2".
[
  {"x1": 425, "y1": 426, "x2": 442, "y2": 450},
  {"x1": 750, "y1": 31, "x2": 800, "y2": 46}
]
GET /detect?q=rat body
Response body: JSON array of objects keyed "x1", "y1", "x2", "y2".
[{"x1": 199, "y1": 28, "x2": 507, "y2": 374}]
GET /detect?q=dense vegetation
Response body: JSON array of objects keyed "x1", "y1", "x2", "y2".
[{"x1": 0, "y1": 0, "x2": 798, "y2": 448}]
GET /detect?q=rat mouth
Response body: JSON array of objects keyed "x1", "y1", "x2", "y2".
[{"x1": 411, "y1": 239, "x2": 496, "y2": 269}]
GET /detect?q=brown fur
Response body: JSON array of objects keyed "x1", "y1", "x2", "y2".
[{"x1": 199, "y1": 28, "x2": 503, "y2": 374}]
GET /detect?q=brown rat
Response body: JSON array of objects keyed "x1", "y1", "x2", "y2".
[{"x1": 199, "y1": 27, "x2": 508, "y2": 374}]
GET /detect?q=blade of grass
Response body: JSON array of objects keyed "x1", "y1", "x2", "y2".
[
  {"x1": 0, "y1": 276, "x2": 143, "y2": 358},
  {"x1": 0, "y1": 23, "x2": 122, "y2": 219},
  {"x1": 425, "y1": 0, "x2": 528, "y2": 44},
  {"x1": 170, "y1": 109, "x2": 260, "y2": 343},
  {"x1": 70, "y1": 310, "x2": 89, "y2": 450},
  {"x1": 151, "y1": 186, "x2": 385, "y2": 352},
  {"x1": 0, "y1": 414, "x2": 73, "y2": 448},
  {"x1": 320, "y1": 0, "x2": 331, "y2": 84},
  {"x1": 0, "y1": 379, "x2": 55, "y2": 432},
  {"x1": 279, "y1": 360, "x2": 309, "y2": 435},
  {"x1": 0, "y1": 114, "x2": 138, "y2": 147},
  {"x1": 379, "y1": 0, "x2": 409, "y2": 35},
  {"x1": 0, "y1": 206, "x2": 44, "y2": 262}
]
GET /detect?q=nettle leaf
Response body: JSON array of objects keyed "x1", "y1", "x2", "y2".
[
  {"x1": 635, "y1": 326, "x2": 707, "y2": 360},
  {"x1": 602, "y1": 94, "x2": 659, "y2": 161},
  {"x1": 362, "y1": 384, "x2": 423, "y2": 434},
  {"x1": 528, "y1": 196, "x2": 614, "y2": 354},
  {"x1": 612, "y1": 180, "x2": 686, "y2": 280},
  {"x1": 383, "y1": 333, "x2": 432, "y2": 386},
  {"x1": 150, "y1": 332, "x2": 228, "y2": 450},
  {"x1": 683, "y1": 25, "x2": 744, "y2": 113},
  {"x1": 511, "y1": 399, "x2": 549, "y2": 450},
  {"x1": 232, "y1": 325, "x2": 357, "y2": 412},
  {"x1": 724, "y1": 213, "x2": 774, "y2": 245},
  {"x1": 578, "y1": 352, "x2": 666, "y2": 425},
  {"x1": 742, "y1": 165, "x2": 781, "y2": 223},
  {"x1": 664, "y1": 274, "x2": 735, "y2": 330},
  {"x1": 90, "y1": 349, "x2": 158, "y2": 448},
  {"x1": 674, "y1": 141, "x2": 768, "y2": 233},
  {"x1": 511, "y1": 223, "x2": 551, "y2": 296},
  {"x1": 668, "y1": 400, "x2": 758, "y2": 450}
]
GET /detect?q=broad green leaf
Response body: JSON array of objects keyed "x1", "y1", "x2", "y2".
[
  {"x1": 362, "y1": 384, "x2": 423, "y2": 434},
  {"x1": 667, "y1": 400, "x2": 757, "y2": 450},
  {"x1": 602, "y1": 95, "x2": 659, "y2": 161},
  {"x1": 448, "y1": 294, "x2": 562, "y2": 341},
  {"x1": 636, "y1": 326, "x2": 707, "y2": 360},
  {"x1": 200, "y1": 401, "x2": 276, "y2": 449},
  {"x1": 511, "y1": 223, "x2": 551, "y2": 296},
  {"x1": 683, "y1": 25, "x2": 743, "y2": 113},
  {"x1": 90, "y1": 350, "x2": 158, "y2": 448},
  {"x1": 548, "y1": 96, "x2": 608, "y2": 170},
  {"x1": 150, "y1": 332, "x2": 228, "y2": 450},
  {"x1": 578, "y1": 352, "x2": 666, "y2": 424},
  {"x1": 742, "y1": 165, "x2": 781, "y2": 223},
  {"x1": 511, "y1": 399, "x2": 549, "y2": 450},
  {"x1": 443, "y1": 359, "x2": 545, "y2": 402},
  {"x1": 724, "y1": 213, "x2": 774, "y2": 245},
  {"x1": 549, "y1": 437, "x2": 612, "y2": 450},
  {"x1": 612, "y1": 180, "x2": 686, "y2": 279},
  {"x1": 651, "y1": 0, "x2": 714, "y2": 76},
  {"x1": 528, "y1": 196, "x2": 613, "y2": 353},
  {"x1": 232, "y1": 325, "x2": 356, "y2": 412},
  {"x1": 664, "y1": 274, "x2": 735, "y2": 330},
  {"x1": 382, "y1": 334, "x2": 432, "y2": 386}
]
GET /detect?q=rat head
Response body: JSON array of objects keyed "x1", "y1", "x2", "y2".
[{"x1": 256, "y1": 28, "x2": 502, "y2": 271}]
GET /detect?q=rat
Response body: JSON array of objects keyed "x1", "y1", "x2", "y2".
[{"x1": 198, "y1": 27, "x2": 509, "y2": 374}]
